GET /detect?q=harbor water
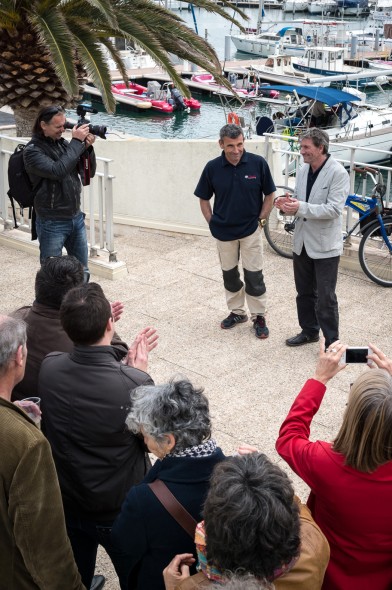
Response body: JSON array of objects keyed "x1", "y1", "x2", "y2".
[{"x1": 77, "y1": 7, "x2": 392, "y2": 140}]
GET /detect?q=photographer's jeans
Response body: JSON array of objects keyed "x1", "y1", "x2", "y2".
[{"x1": 36, "y1": 212, "x2": 89, "y2": 277}]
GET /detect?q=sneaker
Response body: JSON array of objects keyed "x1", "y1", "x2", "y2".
[
  {"x1": 221, "y1": 312, "x2": 248, "y2": 329},
  {"x1": 253, "y1": 315, "x2": 269, "y2": 339}
]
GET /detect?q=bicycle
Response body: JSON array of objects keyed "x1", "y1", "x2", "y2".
[{"x1": 264, "y1": 170, "x2": 392, "y2": 287}]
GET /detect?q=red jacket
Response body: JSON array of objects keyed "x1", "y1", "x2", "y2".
[{"x1": 276, "y1": 378, "x2": 392, "y2": 590}]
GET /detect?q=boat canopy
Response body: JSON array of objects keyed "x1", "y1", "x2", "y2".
[
  {"x1": 258, "y1": 85, "x2": 362, "y2": 105},
  {"x1": 277, "y1": 26, "x2": 302, "y2": 36}
]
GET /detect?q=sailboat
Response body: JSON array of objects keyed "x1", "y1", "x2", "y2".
[{"x1": 230, "y1": 0, "x2": 283, "y2": 57}]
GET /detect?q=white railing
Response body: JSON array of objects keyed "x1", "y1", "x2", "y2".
[
  {"x1": 263, "y1": 132, "x2": 392, "y2": 206},
  {"x1": 0, "y1": 134, "x2": 117, "y2": 263}
]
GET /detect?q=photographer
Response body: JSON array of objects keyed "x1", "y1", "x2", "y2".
[
  {"x1": 24, "y1": 105, "x2": 96, "y2": 277},
  {"x1": 276, "y1": 339, "x2": 392, "y2": 590}
]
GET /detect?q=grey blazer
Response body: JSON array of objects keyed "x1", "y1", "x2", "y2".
[{"x1": 293, "y1": 156, "x2": 349, "y2": 259}]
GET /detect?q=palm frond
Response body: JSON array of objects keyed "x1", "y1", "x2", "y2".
[
  {"x1": 28, "y1": 10, "x2": 79, "y2": 96},
  {"x1": 61, "y1": 0, "x2": 118, "y2": 29},
  {"x1": 68, "y1": 20, "x2": 117, "y2": 113},
  {"x1": 97, "y1": 36, "x2": 129, "y2": 83}
]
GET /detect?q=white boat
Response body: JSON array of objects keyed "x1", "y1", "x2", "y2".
[
  {"x1": 262, "y1": 84, "x2": 392, "y2": 164},
  {"x1": 307, "y1": 0, "x2": 338, "y2": 14},
  {"x1": 282, "y1": 0, "x2": 308, "y2": 12},
  {"x1": 372, "y1": 0, "x2": 392, "y2": 21},
  {"x1": 248, "y1": 53, "x2": 331, "y2": 85},
  {"x1": 231, "y1": 26, "x2": 306, "y2": 57},
  {"x1": 292, "y1": 45, "x2": 390, "y2": 85},
  {"x1": 231, "y1": 30, "x2": 283, "y2": 56}
]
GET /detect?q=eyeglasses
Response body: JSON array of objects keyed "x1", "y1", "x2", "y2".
[{"x1": 39, "y1": 106, "x2": 65, "y2": 122}]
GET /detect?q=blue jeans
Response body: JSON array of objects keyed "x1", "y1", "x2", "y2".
[
  {"x1": 65, "y1": 512, "x2": 131, "y2": 590},
  {"x1": 35, "y1": 212, "x2": 89, "y2": 270}
]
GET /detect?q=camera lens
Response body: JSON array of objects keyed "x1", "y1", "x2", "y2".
[{"x1": 89, "y1": 124, "x2": 107, "y2": 140}]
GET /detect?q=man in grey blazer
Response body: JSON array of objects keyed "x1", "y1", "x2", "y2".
[{"x1": 275, "y1": 129, "x2": 349, "y2": 348}]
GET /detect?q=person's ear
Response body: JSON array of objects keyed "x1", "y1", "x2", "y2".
[
  {"x1": 15, "y1": 344, "x2": 25, "y2": 367},
  {"x1": 106, "y1": 316, "x2": 114, "y2": 333},
  {"x1": 164, "y1": 433, "x2": 176, "y2": 453}
]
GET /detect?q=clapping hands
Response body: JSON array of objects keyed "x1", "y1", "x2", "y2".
[{"x1": 123, "y1": 327, "x2": 159, "y2": 372}]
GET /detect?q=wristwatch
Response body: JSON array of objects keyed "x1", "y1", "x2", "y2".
[{"x1": 258, "y1": 218, "x2": 267, "y2": 228}]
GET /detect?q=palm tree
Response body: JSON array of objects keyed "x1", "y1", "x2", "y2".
[{"x1": 0, "y1": 0, "x2": 246, "y2": 135}]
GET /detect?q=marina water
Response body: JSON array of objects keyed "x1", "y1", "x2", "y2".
[{"x1": 77, "y1": 7, "x2": 392, "y2": 140}]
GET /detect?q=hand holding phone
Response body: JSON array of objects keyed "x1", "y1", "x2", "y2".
[{"x1": 341, "y1": 347, "x2": 373, "y2": 364}]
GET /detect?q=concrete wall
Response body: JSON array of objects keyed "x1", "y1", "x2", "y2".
[
  {"x1": 0, "y1": 131, "x2": 284, "y2": 237},
  {"x1": 92, "y1": 135, "x2": 284, "y2": 236}
]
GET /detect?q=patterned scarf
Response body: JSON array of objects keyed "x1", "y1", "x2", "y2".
[
  {"x1": 166, "y1": 438, "x2": 217, "y2": 458},
  {"x1": 195, "y1": 520, "x2": 297, "y2": 585}
]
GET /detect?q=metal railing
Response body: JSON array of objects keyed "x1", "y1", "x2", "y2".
[
  {"x1": 0, "y1": 134, "x2": 117, "y2": 263},
  {"x1": 263, "y1": 132, "x2": 392, "y2": 205}
]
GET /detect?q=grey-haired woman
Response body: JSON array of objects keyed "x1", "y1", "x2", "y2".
[{"x1": 111, "y1": 378, "x2": 225, "y2": 590}]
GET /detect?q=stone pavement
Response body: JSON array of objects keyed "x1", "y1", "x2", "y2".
[{"x1": 1, "y1": 226, "x2": 391, "y2": 589}]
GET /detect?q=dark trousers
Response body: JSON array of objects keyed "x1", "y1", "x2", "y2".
[
  {"x1": 65, "y1": 512, "x2": 131, "y2": 590},
  {"x1": 293, "y1": 247, "x2": 340, "y2": 348}
]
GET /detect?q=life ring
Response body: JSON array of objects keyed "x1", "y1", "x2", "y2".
[{"x1": 228, "y1": 112, "x2": 240, "y2": 125}]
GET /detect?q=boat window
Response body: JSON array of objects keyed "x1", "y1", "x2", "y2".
[
  {"x1": 310, "y1": 51, "x2": 316, "y2": 59},
  {"x1": 317, "y1": 52, "x2": 323, "y2": 60}
]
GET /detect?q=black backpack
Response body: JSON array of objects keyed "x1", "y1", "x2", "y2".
[{"x1": 7, "y1": 142, "x2": 38, "y2": 228}]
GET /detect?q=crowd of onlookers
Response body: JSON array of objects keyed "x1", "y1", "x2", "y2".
[{"x1": 1, "y1": 255, "x2": 392, "y2": 590}]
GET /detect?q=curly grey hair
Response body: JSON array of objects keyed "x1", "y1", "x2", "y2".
[
  {"x1": 126, "y1": 379, "x2": 211, "y2": 450},
  {"x1": 0, "y1": 316, "x2": 26, "y2": 375}
]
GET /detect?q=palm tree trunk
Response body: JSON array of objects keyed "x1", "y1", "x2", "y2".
[{"x1": 13, "y1": 109, "x2": 38, "y2": 137}]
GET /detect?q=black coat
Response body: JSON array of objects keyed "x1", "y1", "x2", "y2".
[
  {"x1": 111, "y1": 448, "x2": 226, "y2": 590},
  {"x1": 39, "y1": 345, "x2": 152, "y2": 521},
  {"x1": 24, "y1": 134, "x2": 96, "y2": 219},
  {"x1": 11, "y1": 302, "x2": 128, "y2": 401}
]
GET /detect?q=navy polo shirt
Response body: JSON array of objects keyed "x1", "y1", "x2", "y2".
[{"x1": 194, "y1": 150, "x2": 276, "y2": 241}]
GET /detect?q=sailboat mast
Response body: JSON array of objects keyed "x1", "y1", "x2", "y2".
[{"x1": 257, "y1": 0, "x2": 264, "y2": 34}]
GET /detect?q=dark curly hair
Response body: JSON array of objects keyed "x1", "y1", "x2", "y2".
[{"x1": 203, "y1": 453, "x2": 300, "y2": 580}]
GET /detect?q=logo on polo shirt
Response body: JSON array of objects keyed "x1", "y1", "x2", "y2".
[{"x1": 245, "y1": 175, "x2": 257, "y2": 179}]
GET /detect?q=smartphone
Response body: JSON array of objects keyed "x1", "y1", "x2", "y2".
[{"x1": 341, "y1": 347, "x2": 372, "y2": 364}]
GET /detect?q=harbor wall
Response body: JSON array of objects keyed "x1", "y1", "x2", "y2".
[
  {"x1": 93, "y1": 135, "x2": 284, "y2": 236},
  {"x1": 0, "y1": 132, "x2": 284, "y2": 237}
]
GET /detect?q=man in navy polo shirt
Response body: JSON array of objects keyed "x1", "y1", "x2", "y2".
[{"x1": 194, "y1": 124, "x2": 276, "y2": 339}]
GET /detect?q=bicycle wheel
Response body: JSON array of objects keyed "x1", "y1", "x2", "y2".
[
  {"x1": 358, "y1": 216, "x2": 392, "y2": 287},
  {"x1": 264, "y1": 185, "x2": 295, "y2": 259}
]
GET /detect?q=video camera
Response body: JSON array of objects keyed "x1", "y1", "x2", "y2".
[{"x1": 64, "y1": 104, "x2": 107, "y2": 140}]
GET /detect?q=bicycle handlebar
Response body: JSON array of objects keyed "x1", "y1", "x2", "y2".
[{"x1": 352, "y1": 166, "x2": 380, "y2": 175}]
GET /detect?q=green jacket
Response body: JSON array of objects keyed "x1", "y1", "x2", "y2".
[{"x1": 0, "y1": 397, "x2": 86, "y2": 590}]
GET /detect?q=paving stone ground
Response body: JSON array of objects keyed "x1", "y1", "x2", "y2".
[{"x1": 2, "y1": 226, "x2": 391, "y2": 589}]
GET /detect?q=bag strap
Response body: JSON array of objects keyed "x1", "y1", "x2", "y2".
[{"x1": 148, "y1": 479, "x2": 197, "y2": 539}]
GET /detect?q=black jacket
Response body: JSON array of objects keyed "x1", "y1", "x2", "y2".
[
  {"x1": 112, "y1": 449, "x2": 226, "y2": 590},
  {"x1": 23, "y1": 133, "x2": 96, "y2": 219},
  {"x1": 38, "y1": 345, "x2": 152, "y2": 521},
  {"x1": 11, "y1": 302, "x2": 128, "y2": 401}
]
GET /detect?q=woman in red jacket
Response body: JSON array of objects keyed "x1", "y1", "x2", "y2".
[{"x1": 276, "y1": 340, "x2": 392, "y2": 590}]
